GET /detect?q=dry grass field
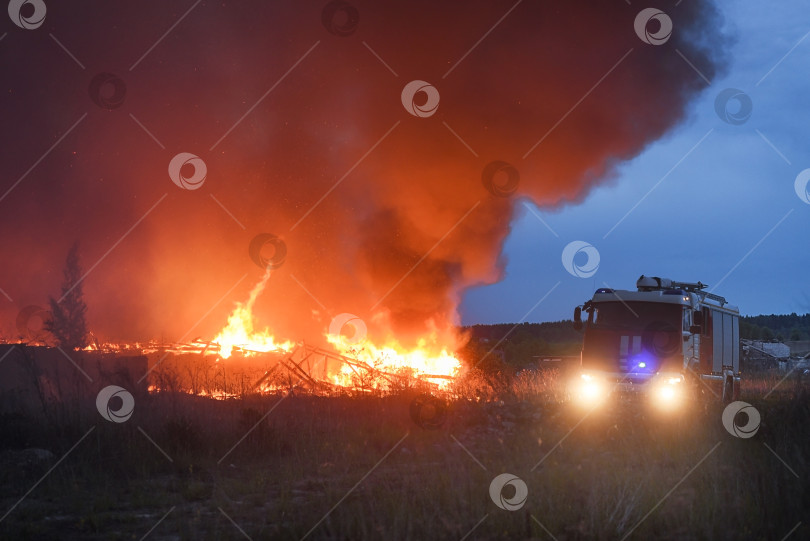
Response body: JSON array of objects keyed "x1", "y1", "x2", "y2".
[{"x1": 0, "y1": 366, "x2": 807, "y2": 540}]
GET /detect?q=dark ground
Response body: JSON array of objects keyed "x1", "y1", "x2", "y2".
[{"x1": 0, "y1": 369, "x2": 808, "y2": 540}]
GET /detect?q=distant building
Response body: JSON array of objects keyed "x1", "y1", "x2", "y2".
[{"x1": 741, "y1": 339, "x2": 791, "y2": 371}]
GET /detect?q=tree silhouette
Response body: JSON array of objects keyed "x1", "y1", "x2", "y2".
[{"x1": 46, "y1": 242, "x2": 89, "y2": 350}]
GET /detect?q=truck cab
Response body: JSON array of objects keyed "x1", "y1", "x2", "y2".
[{"x1": 572, "y1": 275, "x2": 740, "y2": 409}]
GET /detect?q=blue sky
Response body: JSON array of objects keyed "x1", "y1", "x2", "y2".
[{"x1": 462, "y1": 1, "x2": 810, "y2": 323}]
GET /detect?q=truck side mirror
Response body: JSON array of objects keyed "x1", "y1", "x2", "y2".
[
  {"x1": 573, "y1": 306, "x2": 583, "y2": 331},
  {"x1": 693, "y1": 310, "x2": 703, "y2": 325},
  {"x1": 689, "y1": 325, "x2": 701, "y2": 334}
]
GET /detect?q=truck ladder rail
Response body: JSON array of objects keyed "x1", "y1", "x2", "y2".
[{"x1": 668, "y1": 280, "x2": 727, "y2": 305}]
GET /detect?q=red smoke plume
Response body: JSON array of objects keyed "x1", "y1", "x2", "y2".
[{"x1": 0, "y1": 1, "x2": 724, "y2": 348}]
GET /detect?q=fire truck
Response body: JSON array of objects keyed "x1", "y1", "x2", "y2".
[{"x1": 571, "y1": 275, "x2": 740, "y2": 409}]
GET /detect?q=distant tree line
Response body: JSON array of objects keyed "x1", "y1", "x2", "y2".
[
  {"x1": 740, "y1": 313, "x2": 810, "y2": 342},
  {"x1": 460, "y1": 321, "x2": 581, "y2": 368}
]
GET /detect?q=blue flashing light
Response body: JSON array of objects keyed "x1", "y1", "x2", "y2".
[
  {"x1": 595, "y1": 288, "x2": 613, "y2": 294},
  {"x1": 630, "y1": 351, "x2": 656, "y2": 372}
]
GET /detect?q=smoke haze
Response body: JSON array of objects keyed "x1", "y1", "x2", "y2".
[{"x1": 0, "y1": 1, "x2": 725, "y2": 348}]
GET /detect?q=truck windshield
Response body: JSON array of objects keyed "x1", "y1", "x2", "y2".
[
  {"x1": 582, "y1": 301, "x2": 684, "y2": 372},
  {"x1": 589, "y1": 301, "x2": 681, "y2": 331}
]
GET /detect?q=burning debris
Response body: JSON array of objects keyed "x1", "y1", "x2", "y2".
[
  {"x1": 203, "y1": 268, "x2": 463, "y2": 394},
  {"x1": 96, "y1": 267, "x2": 466, "y2": 397},
  {"x1": 251, "y1": 344, "x2": 455, "y2": 395},
  {"x1": 142, "y1": 342, "x2": 459, "y2": 398}
]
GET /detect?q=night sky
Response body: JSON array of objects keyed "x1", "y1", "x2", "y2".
[{"x1": 3, "y1": 1, "x2": 795, "y2": 349}]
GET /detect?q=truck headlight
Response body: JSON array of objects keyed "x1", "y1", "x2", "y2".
[
  {"x1": 657, "y1": 385, "x2": 677, "y2": 401},
  {"x1": 652, "y1": 376, "x2": 683, "y2": 409},
  {"x1": 582, "y1": 381, "x2": 601, "y2": 399},
  {"x1": 575, "y1": 373, "x2": 605, "y2": 406}
]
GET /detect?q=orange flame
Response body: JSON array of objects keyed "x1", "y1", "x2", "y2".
[
  {"x1": 212, "y1": 268, "x2": 294, "y2": 358},
  {"x1": 326, "y1": 332, "x2": 461, "y2": 389}
]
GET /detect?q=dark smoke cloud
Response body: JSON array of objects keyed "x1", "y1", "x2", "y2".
[{"x1": 0, "y1": 1, "x2": 725, "y2": 347}]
